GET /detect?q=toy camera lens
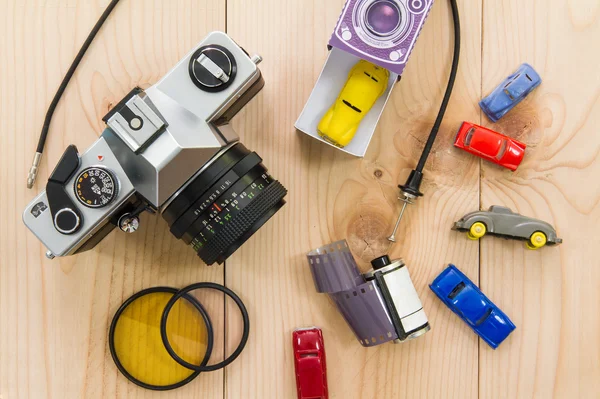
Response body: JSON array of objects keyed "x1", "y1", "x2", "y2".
[
  {"x1": 366, "y1": 0, "x2": 401, "y2": 36},
  {"x1": 109, "y1": 288, "x2": 212, "y2": 390},
  {"x1": 163, "y1": 143, "x2": 287, "y2": 266}
]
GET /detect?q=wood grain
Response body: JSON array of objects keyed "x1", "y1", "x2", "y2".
[
  {"x1": 1, "y1": 0, "x2": 599, "y2": 398},
  {"x1": 479, "y1": 0, "x2": 600, "y2": 398},
  {"x1": 225, "y1": 0, "x2": 482, "y2": 398},
  {"x1": 0, "y1": 1, "x2": 227, "y2": 398}
]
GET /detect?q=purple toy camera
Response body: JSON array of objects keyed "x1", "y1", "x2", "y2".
[
  {"x1": 296, "y1": 0, "x2": 435, "y2": 156},
  {"x1": 329, "y1": 0, "x2": 434, "y2": 75}
]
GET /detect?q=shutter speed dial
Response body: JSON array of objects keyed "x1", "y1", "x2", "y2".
[{"x1": 74, "y1": 167, "x2": 118, "y2": 208}]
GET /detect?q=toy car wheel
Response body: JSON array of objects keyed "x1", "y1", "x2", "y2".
[
  {"x1": 526, "y1": 231, "x2": 547, "y2": 250},
  {"x1": 468, "y1": 222, "x2": 487, "y2": 240}
]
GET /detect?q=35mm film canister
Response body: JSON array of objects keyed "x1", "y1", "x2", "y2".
[{"x1": 307, "y1": 240, "x2": 430, "y2": 347}]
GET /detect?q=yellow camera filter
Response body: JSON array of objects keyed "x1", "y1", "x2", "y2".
[{"x1": 109, "y1": 287, "x2": 212, "y2": 390}]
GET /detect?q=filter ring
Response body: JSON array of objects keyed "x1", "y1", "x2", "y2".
[
  {"x1": 160, "y1": 282, "x2": 250, "y2": 372},
  {"x1": 108, "y1": 286, "x2": 214, "y2": 391}
]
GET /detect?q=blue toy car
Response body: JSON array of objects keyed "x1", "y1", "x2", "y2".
[
  {"x1": 430, "y1": 265, "x2": 515, "y2": 349},
  {"x1": 479, "y1": 63, "x2": 541, "y2": 122}
]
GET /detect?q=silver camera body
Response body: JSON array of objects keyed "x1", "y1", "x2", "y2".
[{"x1": 23, "y1": 32, "x2": 267, "y2": 259}]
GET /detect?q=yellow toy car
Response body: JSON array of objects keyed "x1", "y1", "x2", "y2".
[{"x1": 318, "y1": 60, "x2": 390, "y2": 147}]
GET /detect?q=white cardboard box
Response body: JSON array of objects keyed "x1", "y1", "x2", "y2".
[{"x1": 295, "y1": 47, "x2": 399, "y2": 157}]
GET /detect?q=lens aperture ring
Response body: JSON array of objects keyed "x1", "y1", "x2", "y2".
[
  {"x1": 169, "y1": 152, "x2": 263, "y2": 238},
  {"x1": 197, "y1": 181, "x2": 287, "y2": 265},
  {"x1": 182, "y1": 165, "x2": 269, "y2": 244},
  {"x1": 190, "y1": 173, "x2": 275, "y2": 251}
]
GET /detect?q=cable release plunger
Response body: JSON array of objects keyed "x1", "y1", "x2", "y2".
[{"x1": 387, "y1": 0, "x2": 461, "y2": 243}]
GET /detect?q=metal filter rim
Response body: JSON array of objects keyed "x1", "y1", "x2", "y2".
[{"x1": 160, "y1": 282, "x2": 250, "y2": 372}]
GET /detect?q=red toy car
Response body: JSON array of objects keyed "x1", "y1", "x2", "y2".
[
  {"x1": 454, "y1": 122, "x2": 526, "y2": 171},
  {"x1": 293, "y1": 327, "x2": 328, "y2": 399}
]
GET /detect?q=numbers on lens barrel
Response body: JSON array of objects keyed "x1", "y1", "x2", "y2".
[
  {"x1": 190, "y1": 174, "x2": 274, "y2": 251},
  {"x1": 193, "y1": 179, "x2": 234, "y2": 216},
  {"x1": 74, "y1": 167, "x2": 118, "y2": 208}
]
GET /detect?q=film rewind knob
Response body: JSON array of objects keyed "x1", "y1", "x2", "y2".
[
  {"x1": 189, "y1": 45, "x2": 238, "y2": 92},
  {"x1": 371, "y1": 255, "x2": 392, "y2": 270}
]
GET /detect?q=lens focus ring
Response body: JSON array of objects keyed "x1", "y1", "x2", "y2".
[{"x1": 197, "y1": 181, "x2": 287, "y2": 265}]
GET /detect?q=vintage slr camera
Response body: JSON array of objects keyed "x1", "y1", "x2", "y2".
[{"x1": 23, "y1": 32, "x2": 287, "y2": 265}]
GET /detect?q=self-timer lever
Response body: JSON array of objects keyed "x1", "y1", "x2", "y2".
[{"x1": 388, "y1": 0, "x2": 461, "y2": 243}]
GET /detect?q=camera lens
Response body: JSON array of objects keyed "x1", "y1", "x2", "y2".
[
  {"x1": 365, "y1": 0, "x2": 402, "y2": 36},
  {"x1": 162, "y1": 143, "x2": 287, "y2": 265}
]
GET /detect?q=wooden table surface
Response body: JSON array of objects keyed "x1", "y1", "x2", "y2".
[{"x1": 1, "y1": 0, "x2": 599, "y2": 397}]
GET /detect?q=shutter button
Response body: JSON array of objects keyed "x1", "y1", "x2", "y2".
[{"x1": 188, "y1": 45, "x2": 237, "y2": 92}]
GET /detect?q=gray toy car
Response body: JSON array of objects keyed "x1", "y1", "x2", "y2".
[{"x1": 453, "y1": 206, "x2": 562, "y2": 250}]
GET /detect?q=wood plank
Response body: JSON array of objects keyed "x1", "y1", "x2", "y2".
[
  {"x1": 225, "y1": 0, "x2": 482, "y2": 397},
  {"x1": 479, "y1": 0, "x2": 600, "y2": 397},
  {"x1": 3, "y1": 1, "x2": 600, "y2": 398},
  {"x1": 0, "y1": 1, "x2": 226, "y2": 397}
]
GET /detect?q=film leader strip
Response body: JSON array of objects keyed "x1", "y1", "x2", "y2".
[{"x1": 307, "y1": 241, "x2": 398, "y2": 346}]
